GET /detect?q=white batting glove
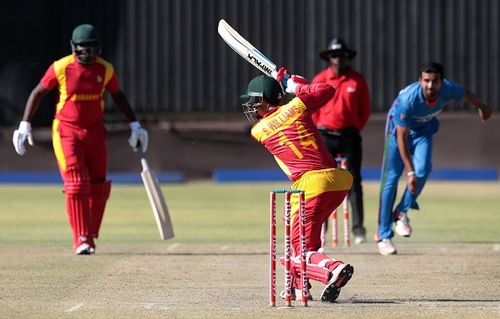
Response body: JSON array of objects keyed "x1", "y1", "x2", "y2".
[
  {"x1": 285, "y1": 75, "x2": 309, "y2": 94},
  {"x1": 12, "y1": 121, "x2": 34, "y2": 155},
  {"x1": 128, "y1": 121, "x2": 148, "y2": 152}
]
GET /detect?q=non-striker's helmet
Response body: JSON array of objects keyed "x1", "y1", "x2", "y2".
[
  {"x1": 71, "y1": 24, "x2": 101, "y2": 45},
  {"x1": 70, "y1": 24, "x2": 102, "y2": 64}
]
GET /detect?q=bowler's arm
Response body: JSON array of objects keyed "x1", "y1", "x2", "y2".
[
  {"x1": 396, "y1": 125, "x2": 417, "y2": 194},
  {"x1": 464, "y1": 91, "x2": 492, "y2": 122}
]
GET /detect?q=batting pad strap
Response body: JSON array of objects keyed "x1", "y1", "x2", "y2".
[
  {"x1": 64, "y1": 165, "x2": 90, "y2": 195},
  {"x1": 318, "y1": 259, "x2": 331, "y2": 268},
  {"x1": 304, "y1": 263, "x2": 331, "y2": 284},
  {"x1": 305, "y1": 251, "x2": 317, "y2": 263},
  {"x1": 306, "y1": 251, "x2": 334, "y2": 267}
]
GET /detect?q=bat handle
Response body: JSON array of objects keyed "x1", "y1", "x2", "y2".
[
  {"x1": 136, "y1": 142, "x2": 149, "y2": 171},
  {"x1": 141, "y1": 158, "x2": 149, "y2": 171}
]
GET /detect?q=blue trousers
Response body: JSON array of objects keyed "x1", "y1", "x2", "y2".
[{"x1": 377, "y1": 122, "x2": 433, "y2": 240}]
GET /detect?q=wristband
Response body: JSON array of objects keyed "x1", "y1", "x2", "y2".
[
  {"x1": 407, "y1": 171, "x2": 416, "y2": 177},
  {"x1": 129, "y1": 121, "x2": 141, "y2": 130}
]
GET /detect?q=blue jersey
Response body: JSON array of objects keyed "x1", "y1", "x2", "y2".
[{"x1": 388, "y1": 79, "x2": 464, "y2": 136}]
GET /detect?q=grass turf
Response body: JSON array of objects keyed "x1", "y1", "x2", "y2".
[{"x1": 1, "y1": 181, "x2": 499, "y2": 246}]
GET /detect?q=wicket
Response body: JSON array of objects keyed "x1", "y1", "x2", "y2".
[
  {"x1": 269, "y1": 189, "x2": 308, "y2": 307},
  {"x1": 321, "y1": 156, "x2": 350, "y2": 247}
]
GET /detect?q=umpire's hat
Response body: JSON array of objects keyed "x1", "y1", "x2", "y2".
[{"x1": 319, "y1": 37, "x2": 357, "y2": 61}]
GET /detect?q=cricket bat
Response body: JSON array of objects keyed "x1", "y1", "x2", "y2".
[
  {"x1": 218, "y1": 19, "x2": 278, "y2": 77},
  {"x1": 138, "y1": 148, "x2": 174, "y2": 240}
]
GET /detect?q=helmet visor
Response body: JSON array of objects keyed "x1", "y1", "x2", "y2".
[{"x1": 242, "y1": 96, "x2": 263, "y2": 124}]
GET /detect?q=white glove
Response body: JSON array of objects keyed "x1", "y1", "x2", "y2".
[
  {"x1": 285, "y1": 75, "x2": 309, "y2": 94},
  {"x1": 128, "y1": 121, "x2": 148, "y2": 152},
  {"x1": 12, "y1": 121, "x2": 34, "y2": 155},
  {"x1": 285, "y1": 78, "x2": 298, "y2": 94}
]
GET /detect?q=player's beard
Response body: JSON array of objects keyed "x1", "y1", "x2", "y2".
[{"x1": 424, "y1": 89, "x2": 438, "y2": 101}]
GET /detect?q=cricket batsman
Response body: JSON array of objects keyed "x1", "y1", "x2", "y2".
[
  {"x1": 12, "y1": 24, "x2": 148, "y2": 255},
  {"x1": 241, "y1": 68, "x2": 354, "y2": 302}
]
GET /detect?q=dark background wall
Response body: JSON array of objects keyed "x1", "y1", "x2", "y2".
[
  {"x1": 0, "y1": 0, "x2": 497, "y2": 178},
  {"x1": 1, "y1": 0, "x2": 499, "y2": 126}
]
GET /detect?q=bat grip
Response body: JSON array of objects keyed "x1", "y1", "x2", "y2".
[
  {"x1": 141, "y1": 158, "x2": 149, "y2": 171},
  {"x1": 137, "y1": 142, "x2": 149, "y2": 170}
]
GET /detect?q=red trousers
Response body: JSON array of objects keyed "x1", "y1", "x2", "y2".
[
  {"x1": 289, "y1": 168, "x2": 353, "y2": 254},
  {"x1": 287, "y1": 168, "x2": 353, "y2": 287},
  {"x1": 52, "y1": 120, "x2": 110, "y2": 249}
]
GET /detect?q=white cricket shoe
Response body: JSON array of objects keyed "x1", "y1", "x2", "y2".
[
  {"x1": 320, "y1": 263, "x2": 354, "y2": 302},
  {"x1": 75, "y1": 243, "x2": 91, "y2": 255},
  {"x1": 354, "y1": 235, "x2": 366, "y2": 244},
  {"x1": 378, "y1": 239, "x2": 397, "y2": 256},
  {"x1": 395, "y1": 213, "x2": 412, "y2": 237}
]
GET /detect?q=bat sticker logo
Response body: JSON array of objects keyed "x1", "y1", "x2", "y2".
[
  {"x1": 218, "y1": 19, "x2": 277, "y2": 78},
  {"x1": 247, "y1": 53, "x2": 273, "y2": 76}
]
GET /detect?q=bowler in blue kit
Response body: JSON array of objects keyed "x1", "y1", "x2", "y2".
[{"x1": 376, "y1": 62, "x2": 492, "y2": 256}]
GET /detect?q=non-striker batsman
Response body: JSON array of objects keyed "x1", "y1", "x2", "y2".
[{"x1": 12, "y1": 24, "x2": 148, "y2": 255}]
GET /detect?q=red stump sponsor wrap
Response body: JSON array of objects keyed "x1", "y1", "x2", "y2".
[
  {"x1": 269, "y1": 189, "x2": 308, "y2": 307},
  {"x1": 269, "y1": 192, "x2": 277, "y2": 307},
  {"x1": 321, "y1": 156, "x2": 351, "y2": 248}
]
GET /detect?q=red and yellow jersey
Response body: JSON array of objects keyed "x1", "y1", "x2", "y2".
[
  {"x1": 251, "y1": 83, "x2": 336, "y2": 181},
  {"x1": 40, "y1": 54, "x2": 120, "y2": 128}
]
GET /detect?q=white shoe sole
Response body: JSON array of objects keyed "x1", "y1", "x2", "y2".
[
  {"x1": 395, "y1": 222, "x2": 412, "y2": 237},
  {"x1": 379, "y1": 248, "x2": 397, "y2": 256},
  {"x1": 378, "y1": 242, "x2": 397, "y2": 256},
  {"x1": 354, "y1": 236, "x2": 366, "y2": 244},
  {"x1": 320, "y1": 264, "x2": 354, "y2": 302},
  {"x1": 75, "y1": 243, "x2": 91, "y2": 255}
]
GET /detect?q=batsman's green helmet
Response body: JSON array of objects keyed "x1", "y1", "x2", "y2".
[
  {"x1": 71, "y1": 24, "x2": 101, "y2": 45},
  {"x1": 241, "y1": 75, "x2": 283, "y2": 105}
]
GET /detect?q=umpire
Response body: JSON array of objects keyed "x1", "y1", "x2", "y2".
[{"x1": 312, "y1": 37, "x2": 371, "y2": 244}]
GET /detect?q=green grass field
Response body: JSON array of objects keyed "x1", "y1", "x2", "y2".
[
  {"x1": 2, "y1": 181, "x2": 497, "y2": 245},
  {"x1": 1, "y1": 181, "x2": 499, "y2": 318}
]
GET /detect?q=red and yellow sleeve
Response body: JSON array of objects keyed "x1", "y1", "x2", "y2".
[
  {"x1": 95, "y1": 57, "x2": 120, "y2": 94},
  {"x1": 105, "y1": 72, "x2": 120, "y2": 94},
  {"x1": 296, "y1": 83, "x2": 335, "y2": 111},
  {"x1": 40, "y1": 64, "x2": 59, "y2": 90}
]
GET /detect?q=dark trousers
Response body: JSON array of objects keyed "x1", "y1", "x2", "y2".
[{"x1": 318, "y1": 128, "x2": 366, "y2": 237}]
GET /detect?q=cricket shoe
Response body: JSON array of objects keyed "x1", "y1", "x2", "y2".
[
  {"x1": 395, "y1": 212, "x2": 412, "y2": 237},
  {"x1": 378, "y1": 239, "x2": 397, "y2": 256},
  {"x1": 354, "y1": 235, "x2": 367, "y2": 244},
  {"x1": 320, "y1": 263, "x2": 354, "y2": 302},
  {"x1": 75, "y1": 243, "x2": 92, "y2": 255}
]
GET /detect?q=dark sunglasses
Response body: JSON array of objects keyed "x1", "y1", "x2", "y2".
[{"x1": 329, "y1": 51, "x2": 347, "y2": 59}]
